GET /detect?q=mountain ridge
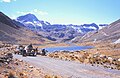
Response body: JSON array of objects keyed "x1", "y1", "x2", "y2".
[
  {"x1": 72, "y1": 19, "x2": 120, "y2": 43},
  {"x1": 16, "y1": 13, "x2": 108, "y2": 42}
]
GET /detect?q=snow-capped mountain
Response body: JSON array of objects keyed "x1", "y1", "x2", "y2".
[
  {"x1": 16, "y1": 13, "x2": 51, "y2": 31},
  {"x1": 16, "y1": 13, "x2": 108, "y2": 42},
  {"x1": 72, "y1": 19, "x2": 120, "y2": 43},
  {"x1": 66, "y1": 23, "x2": 108, "y2": 34}
]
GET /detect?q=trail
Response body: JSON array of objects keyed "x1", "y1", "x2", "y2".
[{"x1": 14, "y1": 55, "x2": 120, "y2": 78}]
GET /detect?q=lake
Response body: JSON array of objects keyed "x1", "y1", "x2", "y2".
[{"x1": 43, "y1": 46, "x2": 93, "y2": 52}]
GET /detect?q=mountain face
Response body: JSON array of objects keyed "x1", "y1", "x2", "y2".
[
  {"x1": 72, "y1": 19, "x2": 120, "y2": 43},
  {"x1": 16, "y1": 13, "x2": 50, "y2": 31},
  {"x1": 16, "y1": 14, "x2": 108, "y2": 42},
  {"x1": 0, "y1": 12, "x2": 50, "y2": 44},
  {"x1": 0, "y1": 12, "x2": 20, "y2": 29}
]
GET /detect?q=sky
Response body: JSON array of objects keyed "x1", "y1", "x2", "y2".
[{"x1": 0, "y1": 0, "x2": 120, "y2": 25}]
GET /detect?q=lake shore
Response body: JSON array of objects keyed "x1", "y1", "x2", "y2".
[
  {"x1": 47, "y1": 41, "x2": 120, "y2": 70},
  {"x1": 34, "y1": 42, "x2": 71, "y2": 49}
]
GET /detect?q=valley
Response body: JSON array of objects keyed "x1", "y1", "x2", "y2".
[{"x1": 0, "y1": 5, "x2": 120, "y2": 78}]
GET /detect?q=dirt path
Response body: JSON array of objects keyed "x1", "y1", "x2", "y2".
[{"x1": 14, "y1": 55, "x2": 120, "y2": 78}]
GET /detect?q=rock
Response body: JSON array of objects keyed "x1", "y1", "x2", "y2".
[
  {"x1": 29, "y1": 66, "x2": 33, "y2": 68},
  {"x1": 52, "y1": 75, "x2": 58, "y2": 78},
  {"x1": 3, "y1": 70, "x2": 8, "y2": 73},
  {"x1": 30, "y1": 69, "x2": 33, "y2": 72},
  {"x1": 84, "y1": 59, "x2": 89, "y2": 64},
  {"x1": 14, "y1": 62, "x2": 19, "y2": 65},
  {"x1": 5, "y1": 62, "x2": 9, "y2": 65},
  {"x1": 19, "y1": 59, "x2": 23, "y2": 62},
  {"x1": 22, "y1": 68, "x2": 27, "y2": 71},
  {"x1": 4, "y1": 73, "x2": 9, "y2": 77},
  {"x1": 8, "y1": 72, "x2": 15, "y2": 78},
  {"x1": 118, "y1": 58, "x2": 120, "y2": 62},
  {"x1": 100, "y1": 54, "x2": 106, "y2": 58},
  {"x1": 7, "y1": 66, "x2": 12, "y2": 69},
  {"x1": 25, "y1": 64, "x2": 28, "y2": 67},
  {"x1": 20, "y1": 72, "x2": 24, "y2": 76},
  {"x1": 108, "y1": 57, "x2": 113, "y2": 60},
  {"x1": 110, "y1": 67, "x2": 114, "y2": 69}
]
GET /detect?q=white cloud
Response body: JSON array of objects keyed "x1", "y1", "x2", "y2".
[
  {"x1": 17, "y1": 11, "x2": 28, "y2": 15},
  {"x1": 33, "y1": 9, "x2": 48, "y2": 15},
  {"x1": 0, "y1": 0, "x2": 16, "y2": 2},
  {"x1": 17, "y1": 9, "x2": 48, "y2": 16}
]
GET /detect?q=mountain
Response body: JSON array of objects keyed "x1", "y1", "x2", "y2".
[
  {"x1": 0, "y1": 12, "x2": 20, "y2": 29},
  {"x1": 16, "y1": 13, "x2": 108, "y2": 42},
  {"x1": 67, "y1": 23, "x2": 107, "y2": 34},
  {"x1": 0, "y1": 12, "x2": 50, "y2": 44},
  {"x1": 72, "y1": 19, "x2": 120, "y2": 43},
  {"x1": 16, "y1": 13, "x2": 50, "y2": 31},
  {"x1": 17, "y1": 13, "x2": 39, "y2": 22}
]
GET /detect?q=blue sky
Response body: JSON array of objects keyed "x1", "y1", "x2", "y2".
[{"x1": 0, "y1": 0, "x2": 120, "y2": 24}]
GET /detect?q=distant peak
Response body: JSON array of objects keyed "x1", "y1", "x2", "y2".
[
  {"x1": 25, "y1": 13, "x2": 35, "y2": 16},
  {"x1": 17, "y1": 13, "x2": 39, "y2": 22},
  {"x1": 22, "y1": 13, "x2": 37, "y2": 18}
]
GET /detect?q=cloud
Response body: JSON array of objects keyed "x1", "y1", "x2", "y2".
[
  {"x1": 17, "y1": 11, "x2": 28, "y2": 15},
  {"x1": 0, "y1": 0, "x2": 16, "y2": 3},
  {"x1": 17, "y1": 9, "x2": 48, "y2": 16},
  {"x1": 33, "y1": 9, "x2": 48, "y2": 15}
]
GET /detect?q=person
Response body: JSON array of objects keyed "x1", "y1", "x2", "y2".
[
  {"x1": 22, "y1": 49, "x2": 26, "y2": 56},
  {"x1": 35, "y1": 47, "x2": 38, "y2": 54},
  {"x1": 24, "y1": 44, "x2": 33, "y2": 53},
  {"x1": 28, "y1": 44, "x2": 33, "y2": 52},
  {"x1": 18, "y1": 45, "x2": 24, "y2": 54},
  {"x1": 35, "y1": 47, "x2": 38, "y2": 52},
  {"x1": 41, "y1": 49, "x2": 46, "y2": 55}
]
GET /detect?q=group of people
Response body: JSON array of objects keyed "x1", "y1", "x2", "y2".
[
  {"x1": 16, "y1": 44, "x2": 47, "y2": 56},
  {"x1": 16, "y1": 44, "x2": 33, "y2": 53}
]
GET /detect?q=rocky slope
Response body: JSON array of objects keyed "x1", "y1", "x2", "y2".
[
  {"x1": 0, "y1": 12, "x2": 50, "y2": 44},
  {"x1": 72, "y1": 19, "x2": 120, "y2": 43}
]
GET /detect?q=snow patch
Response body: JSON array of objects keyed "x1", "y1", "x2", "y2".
[
  {"x1": 101, "y1": 32, "x2": 109, "y2": 36},
  {"x1": 83, "y1": 26, "x2": 96, "y2": 30},
  {"x1": 98, "y1": 26, "x2": 105, "y2": 30},
  {"x1": 33, "y1": 21, "x2": 42, "y2": 26},
  {"x1": 71, "y1": 26, "x2": 82, "y2": 33},
  {"x1": 114, "y1": 38, "x2": 120, "y2": 44},
  {"x1": 25, "y1": 22, "x2": 35, "y2": 26},
  {"x1": 33, "y1": 21, "x2": 37, "y2": 24}
]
